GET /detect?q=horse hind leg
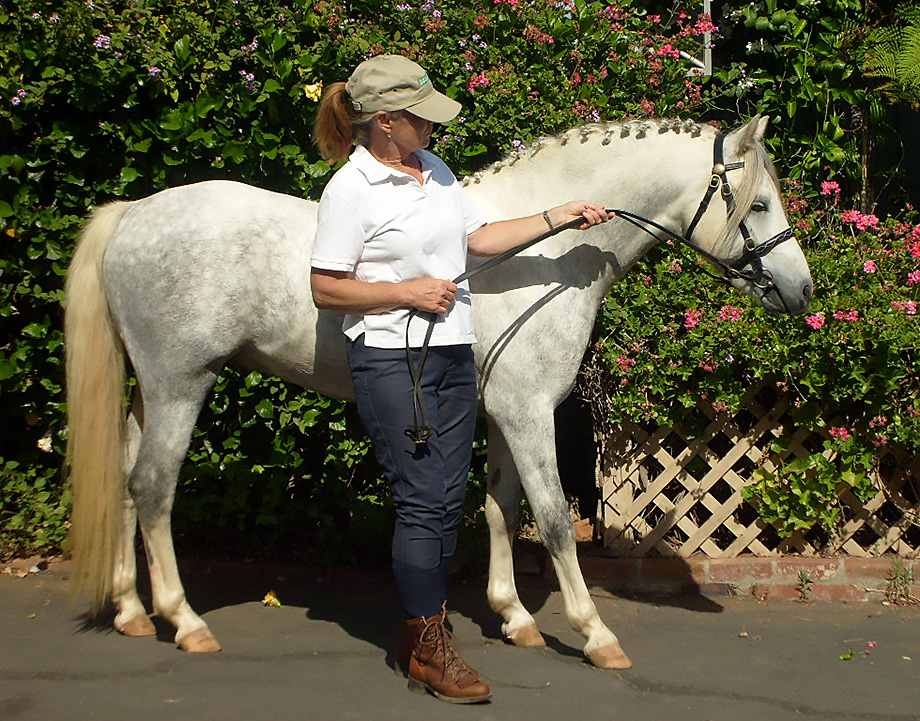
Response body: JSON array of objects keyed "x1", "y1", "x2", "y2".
[
  {"x1": 484, "y1": 422, "x2": 545, "y2": 648},
  {"x1": 129, "y1": 372, "x2": 221, "y2": 652},
  {"x1": 112, "y1": 397, "x2": 156, "y2": 638}
]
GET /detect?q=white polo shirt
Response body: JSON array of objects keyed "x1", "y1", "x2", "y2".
[{"x1": 312, "y1": 145, "x2": 487, "y2": 349}]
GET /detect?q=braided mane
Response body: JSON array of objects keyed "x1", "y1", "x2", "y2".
[{"x1": 462, "y1": 118, "x2": 709, "y2": 186}]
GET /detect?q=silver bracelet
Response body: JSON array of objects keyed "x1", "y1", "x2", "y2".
[{"x1": 542, "y1": 210, "x2": 554, "y2": 231}]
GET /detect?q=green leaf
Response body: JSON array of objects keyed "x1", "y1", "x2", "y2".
[{"x1": 159, "y1": 111, "x2": 183, "y2": 131}]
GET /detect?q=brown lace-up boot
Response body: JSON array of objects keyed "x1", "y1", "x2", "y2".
[
  {"x1": 394, "y1": 616, "x2": 423, "y2": 677},
  {"x1": 405, "y1": 611, "x2": 491, "y2": 704}
]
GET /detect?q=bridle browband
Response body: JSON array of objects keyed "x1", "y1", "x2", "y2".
[{"x1": 403, "y1": 131, "x2": 797, "y2": 445}]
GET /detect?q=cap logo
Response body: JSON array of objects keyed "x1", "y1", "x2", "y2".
[{"x1": 417, "y1": 74, "x2": 430, "y2": 87}]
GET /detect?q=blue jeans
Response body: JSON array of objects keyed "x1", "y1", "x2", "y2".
[{"x1": 346, "y1": 335, "x2": 478, "y2": 618}]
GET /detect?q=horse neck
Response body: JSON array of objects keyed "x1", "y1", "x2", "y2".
[{"x1": 465, "y1": 123, "x2": 716, "y2": 286}]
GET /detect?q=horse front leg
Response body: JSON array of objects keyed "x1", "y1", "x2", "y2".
[
  {"x1": 501, "y1": 414, "x2": 632, "y2": 670},
  {"x1": 112, "y1": 400, "x2": 155, "y2": 638},
  {"x1": 485, "y1": 421, "x2": 546, "y2": 648}
]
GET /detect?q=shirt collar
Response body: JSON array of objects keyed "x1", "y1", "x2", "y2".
[{"x1": 349, "y1": 144, "x2": 434, "y2": 185}]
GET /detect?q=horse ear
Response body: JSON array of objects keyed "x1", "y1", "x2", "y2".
[{"x1": 728, "y1": 115, "x2": 770, "y2": 153}]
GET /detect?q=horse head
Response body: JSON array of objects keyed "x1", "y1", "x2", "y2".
[{"x1": 701, "y1": 116, "x2": 813, "y2": 315}]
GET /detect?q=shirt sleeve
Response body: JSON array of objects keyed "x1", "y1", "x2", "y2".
[
  {"x1": 459, "y1": 187, "x2": 488, "y2": 236},
  {"x1": 311, "y1": 188, "x2": 365, "y2": 272}
]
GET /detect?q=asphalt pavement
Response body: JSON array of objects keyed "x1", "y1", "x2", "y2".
[{"x1": 2, "y1": 561, "x2": 919, "y2": 721}]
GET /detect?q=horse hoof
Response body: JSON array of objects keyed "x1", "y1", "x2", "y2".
[
  {"x1": 506, "y1": 624, "x2": 547, "y2": 648},
  {"x1": 586, "y1": 642, "x2": 633, "y2": 670},
  {"x1": 118, "y1": 614, "x2": 156, "y2": 637},
  {"x1": 178, "y1": 628, "x2": 222, "y2": 653}
]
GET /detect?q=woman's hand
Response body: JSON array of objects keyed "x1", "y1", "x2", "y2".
[
  {"x1": 403, "y1": 277, "x2": 457, "y2": 314},
  {"x1": 545, "y1": 201, "x2": 612, "y2": 231},
  {"x1": 311, "y1": 269, "x2": 456, "y2": 315}
]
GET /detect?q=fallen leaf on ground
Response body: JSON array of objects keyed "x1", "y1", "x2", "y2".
[{"x1": 262, "y1": 590, "x2": 282, "y2": 607}]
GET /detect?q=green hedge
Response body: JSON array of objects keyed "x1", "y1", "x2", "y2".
[{"x1": 1, "y1": 0, "x2": 910, "y2": 559}]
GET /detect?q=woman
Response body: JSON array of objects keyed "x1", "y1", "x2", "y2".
[{"x1": 310, "y1": 54, "x2": 610, "y2": 704}]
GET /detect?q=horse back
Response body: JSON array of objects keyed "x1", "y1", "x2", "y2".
[{"x1": 101, "y1": 180, "x2": 353, "y2": 398}]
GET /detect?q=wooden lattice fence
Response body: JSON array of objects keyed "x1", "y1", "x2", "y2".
[{"x1": 597, "y1": 379, "x2": 920, "y2": 559}]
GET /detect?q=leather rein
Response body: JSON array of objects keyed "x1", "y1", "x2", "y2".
[{"x1": 404, "y1": 132, "x2": 796, "y2": 445}]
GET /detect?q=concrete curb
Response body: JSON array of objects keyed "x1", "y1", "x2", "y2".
[
  {"x1": 5, "y1": 554, "x2": 919, "y2": 603},
  {"x1": 577, "y1": 555, "x2": 920, "y2": 602}
]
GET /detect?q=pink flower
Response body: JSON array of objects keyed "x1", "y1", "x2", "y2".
[
  {"x1": 841, "y1": 210, "x2": 879, "y2": 230},
  {"x1": 616, "y1": 355, "x2": 636, "y2": 373},
  {"x1": 907, "y1": 270, "x2": 920, "y2": 286},
  {"x1": 683, "y1": 309, "x2": 703, "y2": 329},
  {"x1": 891, "y1": 300, "x2": 918, "y2": 315},
  {"x1": 863, "y1": 260, "x2": 877, "y2": 273},
  {"x1": 841, "y1": 209, "x2": 861, "y2": 224},
  {"x1": 716, "y1": 305, "x2": 743, "y2": 322},
  {"x1": 828, "y1": 426, "x2": 852, "y2": 442},
  {"x1": 833, "y1": 310, "x2": 859, "y2": 322},
  {"x1": 467, "y1": 72, "x2": 490, "y2": 92},
  {"x1": 857, "y1": 213, "x2": 879, "y2": 230},
  {"x1": 820, "y1": 180, "x2": 840, "y2": 195},
  {"x1": 656, "y1": 43, "x2": 680, "y2": 59},
  {"x1": 639, "y1": 98, "x2": 655, "y2": 116},
  {"x1": 692, "y1": 15, "x2": 719, "y2": 35},
  {"x1": 805, "y1": 313, "x2": 825, "y2": 329}
]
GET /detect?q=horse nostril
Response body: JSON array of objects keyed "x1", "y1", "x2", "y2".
[{"x1": 803, "y1": 282, "x2": 813, "y2": 302}]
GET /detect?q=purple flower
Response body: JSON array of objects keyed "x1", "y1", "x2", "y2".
[
  {"x1": 149, "y1": 66, "x2": 161, "y2": 77},
  {"x1": 94, "y1": 34, "x2": 111, "y2": 49}
]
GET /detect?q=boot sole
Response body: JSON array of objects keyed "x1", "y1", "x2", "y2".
[{"x1": 407, "y1": 677, "x2": 491, "y2": 704}]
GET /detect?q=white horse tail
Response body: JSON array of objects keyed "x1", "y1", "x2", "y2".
[{"x1": 65, "y1": 201, "x2": 132, "y2": 613}]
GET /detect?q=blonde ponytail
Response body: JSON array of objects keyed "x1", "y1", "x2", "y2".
[{"x1": 314, "y1": 82, "x2": 376, "y2": 164}]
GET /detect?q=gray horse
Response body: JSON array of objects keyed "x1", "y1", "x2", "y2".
[{"x1": 65, "y1": 117, "x2": 811, "y2": 668}]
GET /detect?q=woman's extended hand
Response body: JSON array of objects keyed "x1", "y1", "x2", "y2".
[{"x1": 546, "y1": 201, "x2": 613, "y2": 230}]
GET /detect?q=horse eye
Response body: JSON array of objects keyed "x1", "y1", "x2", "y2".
[{"x1": 751, "y1": 201, "x2": 768, "y2": 212}]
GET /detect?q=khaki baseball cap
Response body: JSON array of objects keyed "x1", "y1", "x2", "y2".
[{"x1": 346, "y1": 54, "x2": 461, "y2": 123}]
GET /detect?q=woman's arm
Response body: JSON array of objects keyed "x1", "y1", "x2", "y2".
[
  {"x1": 467, "y1": 200, "x2": 611, "y2": 258},
  {"x1": 311, "y1": 269, "x2": 458, "y2": 315}
]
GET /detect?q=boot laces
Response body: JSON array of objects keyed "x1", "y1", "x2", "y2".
[{"x1": 422, "y1": 619, "x2": 477, "y2": 685}]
